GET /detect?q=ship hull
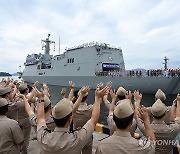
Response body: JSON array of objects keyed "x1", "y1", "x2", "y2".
[{"x1": 22, "y1": 75, "x2": 179, "y2": 95}]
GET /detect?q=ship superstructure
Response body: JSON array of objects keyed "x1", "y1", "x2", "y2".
[{"x1": 23, "y1": 34, "x2": 125, "y2": 77}]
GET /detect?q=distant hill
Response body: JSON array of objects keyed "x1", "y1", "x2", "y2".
[
  {"x1": 0, "y1": 72, "x2": 12, "y2": 76},
  {"x1": 11, "y1": 73, "x2": 19, "y2": 76}
]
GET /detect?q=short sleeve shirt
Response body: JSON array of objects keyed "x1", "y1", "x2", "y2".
[
  {"x1": 136, "y1": 118, "x2": 180, "y2": 154},
  {"x1": 95, "y1": 131, "x2": 155, "y2": 154},
  {"x1": 73, "y1": 102, "x2": 93, "y2": 129},
  {"x1": 0, "y1": 115, "x2": 24, "y2": 154},
  {"x1": 6, "y1": 99, "x2": 18, "y2": 121},
  {"x1": 29, "y1": 114, "x2": 56, "y2": 132},
  {"x1": 37, "y1": 122, "x2": 94, "y2": 154}
]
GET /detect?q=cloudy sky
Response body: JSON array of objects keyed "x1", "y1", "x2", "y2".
[{"x1": 0, "y1": 0, "x2": 180, "y2": 73}]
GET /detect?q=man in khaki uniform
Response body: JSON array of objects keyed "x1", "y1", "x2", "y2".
[
  {"x1": 17, "y1": 83, "x2": 32, "y2": 154},
  {"x1": 0, "y1": 98, "x2": 24, "y2": 154},
  {"x1": 0, "y1": 86, "x2": 19, "y2": 121},
  {"x1": 136, "y1": 95, "x2": 180, "y2": 154},
  {"x1": 19, "y1": 90, "x2": 56, "y2": 132},
  {"x1": 73, "y1": 90, "x2": 93, "y2": 154},
  {"x1": 146, "y1": 89, "x2": 171, "y2": 124},
  {"x1": 106, "y1": 87, "x2": 137, "y2": 136},
  {"x1": 37, "y1": 84, "x2": 109, "y2": 154},
  {"x1": 96, "y1": 98, "x2": 155, "y2": 154}
]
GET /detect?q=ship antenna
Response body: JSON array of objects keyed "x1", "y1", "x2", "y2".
[
  {"x1": 163, "y1": 56, "x2": 169, "y2": 70},
  {"x1": 58, "y1": 35, "x2": 60, "y2": 55}
]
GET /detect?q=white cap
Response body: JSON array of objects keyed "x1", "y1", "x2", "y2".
[
  {"x1": 0, "y1": 86, "x2": 11, "y2": 96},
  {"x1": 19, "y1": 83, "x2": 28, "y2": 91},
  {"x1": 116, "y1": 86, "x2": 126, "y2": 96},
  {"x1": 155, "y1": 89, "x2": 166, "y2": 101},
  {"x1": 0, "y1": 98, "x2": 8, "y2": 107},
  {"x1": 114, "y1": 99, "x2": 134, "y2": 119},
  {"x1": 78, "y1": 90, "x2": 88, "y2": 97},
  {"x1": 52, "y1": 98, "x2": 72, "y2": 119},
  {"x1": 151, "y1": 99, "x2": 166, "y2": 117},
  {"x1": 44, "y1": 95, "x2": 51, "y2": 108}
]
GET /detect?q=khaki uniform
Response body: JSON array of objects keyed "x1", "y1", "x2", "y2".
[
  {"x1": 17, "y1": 98, "x2": 31, "y2": 154},
  {"x1": 107, "y1": 114, "x2": 137, "y2": 136},
  {"x1": 136, "y1": 118, "x2": 180, "y2": 154},
  {"x1": 29, "y1": 113, "x2": 56, "y2": 132},
  {"x1": 37, "y1": 122, "x2": 94, "y2": 154},
  {"x1": 73, "y1": 102, "x2": 93, "y2": 154},
  {"x1": 0, "y1": 115, "x2": 24, "y2": 154},
  {"x1": 73, "y1": 102, "x2": 93, "y2": 129},
  {"x1": 6, "y1": 99, "x2": 18, "y2": 121},
  {"x1": 95, "y1": 131, "x2": 155, "y2": 154}
]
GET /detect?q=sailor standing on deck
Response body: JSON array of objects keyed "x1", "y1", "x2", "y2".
[
  {"x1": 37, "y1": 84, "x2": 109, "y2": 154},
  {"x1": 136, "y1": 93, "x2": 180, "y2": 154},
  {"x1": 0, "y1": 98, "x2": 24, "y2": 154},
  {"x1": 96, "y1": 97, "x2": 155, "y2": 154}
]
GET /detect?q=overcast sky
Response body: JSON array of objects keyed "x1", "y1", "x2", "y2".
[{"x1": 0, "y1": 0, "x2": 180, "y2": 73}]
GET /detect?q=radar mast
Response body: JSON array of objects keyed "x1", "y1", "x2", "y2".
[
  {"x1": 163, "y1": 56, "x2": 169, "y2": 70},
  {"x1": 41, "y1": 34, "x2": 55, "y2": 55}
]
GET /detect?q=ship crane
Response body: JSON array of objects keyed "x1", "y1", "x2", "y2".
[
  {"x1": 163, "y1": 56, "x2": 169, "y2": 70},
  {"x1": 41, "y1": 34, "x2": 55, "y2": 55}
]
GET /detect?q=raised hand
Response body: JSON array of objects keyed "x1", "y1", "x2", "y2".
[
  {"x1": 110, "y1": 89, "x2": 117, "y2": 102},
  {"x1": 79, "y1": 86, "x2": 91, "y2": 97},
  {"x1": 95, "y1": 84, "x2": 110, "y2": 98},
  {"x1": 173, "y1": 99, "x2": 177, "y2": 107},
  {"x1": 134, "y1": 90, "x2": 142, "y2": 102},
  {"x1": 96, "y1": 82, "x2": 103, "y2": 89},
  {"x1": 34, "y1": 87, "x2": 44, "y2": 99},
  {"x1": 42, "y1": 83, "x2": 48, "y2": 90},
  {"x1": 16, "y1": 93, "x2": 26, "y2": 99},
  {"x1": 69, "y1": 81, "x2": 75, "y2": 89},
  {"x1": 61, "y1": 88, "x2": 66, "y2": 98},
  {"x1": 176, "y1": 94, "x2": 180, "y2": 102},
  {"x1": 137, "y1": 106, "x2": 148, "y2": 122},
  {"x1": 33, "y1": 81, "x2": 39, "y2": 88},
  {"x1": 125, "y1": 90, "x2": 132, "y2": 100},
  {"x1": 106, "y1": 81, "x2": 112, "y2": 88}
]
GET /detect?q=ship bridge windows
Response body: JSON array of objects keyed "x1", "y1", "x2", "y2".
[
  {"x1": 102, "y1": 63, "x2": 120, "y2": 71},
  {"x1": 67, "y1": 58, "x2": 75, "y2": 63},
  {"x1": 37, "y1": 63, "x2": 51, "y2": 69}
]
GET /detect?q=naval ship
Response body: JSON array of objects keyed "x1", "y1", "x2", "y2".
[{"x1": 22, "y1": 34, "x2": 180, "y2": 94}]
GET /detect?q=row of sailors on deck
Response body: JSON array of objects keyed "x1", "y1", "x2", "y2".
[
  {"x1": 0, "y1": 78, "x2": 180, "y2": 154},
  {"x1": 95, "y1": 68, "x2": 180, "y2": 77}
]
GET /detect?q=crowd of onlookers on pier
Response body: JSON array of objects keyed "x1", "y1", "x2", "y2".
[
  {"x1": 0, "y1": 77, "x2": 180, "y2": 154},
  {"x1": 95, "y1": 68, "x2": 180, "y2": 77}
]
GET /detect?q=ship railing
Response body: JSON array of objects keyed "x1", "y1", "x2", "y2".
[
  {"x1": 95, "y1": 69, "x2": 180, "y2": 78},
  {"x1": 67, "y1": 42, "x2": 121, "y2": 51}
]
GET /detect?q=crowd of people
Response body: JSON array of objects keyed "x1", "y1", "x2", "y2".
[
  {"x1": 95, "y1": 68, "x2": 180, "y2": 77},
  {"x1": 0, "y1": 78, "x2": 180, "y2": 154}
]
